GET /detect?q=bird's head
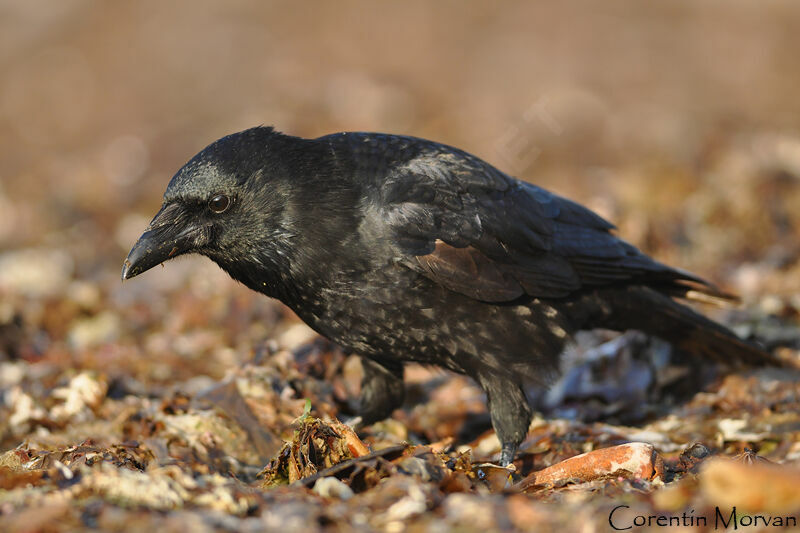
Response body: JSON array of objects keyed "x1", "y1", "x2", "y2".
[{"x1": 122, "y1": 127, "x2": 296, "y2": 283}]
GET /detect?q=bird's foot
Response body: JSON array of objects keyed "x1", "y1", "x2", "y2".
[{"x1": 499, "y1": 443, "x2": 517, "y2": 468}]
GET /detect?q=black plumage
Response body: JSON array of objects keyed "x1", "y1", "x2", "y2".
[{"x1": 123, "y1": 126, "x2": 777, "y2": 465}]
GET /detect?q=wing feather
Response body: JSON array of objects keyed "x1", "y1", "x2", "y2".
[{"x1": 341, "y1": 133, "x2": 714, "y2": 302}]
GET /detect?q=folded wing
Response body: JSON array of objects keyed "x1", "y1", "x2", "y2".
[{"x1": 367, "y1": 138, "x2": 721, "y2": 303}]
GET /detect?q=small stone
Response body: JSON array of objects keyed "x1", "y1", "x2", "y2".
[
  {"x1": 515, "y1": 442, "x2": 664, "y2": 491},
  {"x1": 397, "y1": 456, "x2": 444, "y2": 483},
  {"x1": 50, "y1": 372, "x2": 108, "y2": 421},
  {"x1": 313, "y1": 477, "x2": 354, "y2": 500},
  {"x1": 385, "y1": 484, "x2": 428, "y2": 521}
]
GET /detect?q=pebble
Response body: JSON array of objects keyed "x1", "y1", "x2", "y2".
[{"x1": 312, "y1": 477, "x2": 354, "y2": 500}]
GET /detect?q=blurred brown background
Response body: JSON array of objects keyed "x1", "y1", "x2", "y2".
[{"x1": 1, "y1": 0, "x2": 799, "y2": 379}]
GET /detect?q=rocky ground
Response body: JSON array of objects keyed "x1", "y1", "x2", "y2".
[
  {"x1": 2, "y1": 1, "x2": 800, "y2": 531},
  {"x1": 1, "y1": 265, "x2": 799, "y2": 531}
]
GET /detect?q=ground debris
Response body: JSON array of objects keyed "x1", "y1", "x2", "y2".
[
  {"x1": 1, "y1": 328, "x2": 798, "y2": 532},
  {"x1": 2, "y1": 6, "x2": 800, "y2": 529},
  {"x1": 258, "y1": 415, "x2": 372, "y2": 486},
  {"x1": 514, "y1": 442, "x2": 664, "y2": 492}
]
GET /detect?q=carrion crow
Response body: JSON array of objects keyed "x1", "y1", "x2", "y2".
[{"x1": 123, "y1": 127, "x2": 777, "y2": 465}]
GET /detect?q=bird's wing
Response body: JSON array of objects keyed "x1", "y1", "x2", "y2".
[{"x1": 367, "y1": 139, "x2": 709, "y2": 302}]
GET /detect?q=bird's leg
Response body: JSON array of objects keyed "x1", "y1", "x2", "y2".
[
  {"x1": 356, "y1": 357, "x2": 405, "y2": 428},
  {"x1": 500, "y1": 443, "x2": 518, "y2": 468},
  {"x1": 477, "y1": 373, "x2": 531, "y2": 467}
]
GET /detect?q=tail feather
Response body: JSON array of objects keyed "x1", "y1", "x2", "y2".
[
  {"x1": 586, "y1": 285, "x2": 781, "y2": 368},
  {"x1": 661, "y1": 276, "x2": 741, "y2": 307}
]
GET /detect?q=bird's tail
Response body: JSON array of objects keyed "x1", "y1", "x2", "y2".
[{"x1": 579, "y1": 285, "x2": 781, "y2": 367}]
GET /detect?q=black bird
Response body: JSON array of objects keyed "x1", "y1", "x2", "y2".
[{"x1": 123, "y1": 127, "x2": 775, "y2": 465}]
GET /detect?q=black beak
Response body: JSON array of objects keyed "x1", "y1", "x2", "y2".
[{"x1": 122, "y1": 202, "x2": 208, "y2": 281}]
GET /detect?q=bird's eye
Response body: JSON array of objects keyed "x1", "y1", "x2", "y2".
[{"x1": 208, "y1": 194, "x2": 231, "y2": 213}]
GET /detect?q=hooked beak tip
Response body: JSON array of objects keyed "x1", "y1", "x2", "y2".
[
  {"x1": 121, "y1": 202, "x2": 207, "y2": 282},
  {"x1": 121, "y1": 259, "x2": 132, "y2": 282}
]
